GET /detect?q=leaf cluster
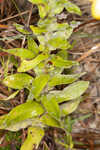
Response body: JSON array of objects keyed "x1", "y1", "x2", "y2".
[{"x1": 0, "y1": 0, "x2": 89, "y2": 149}]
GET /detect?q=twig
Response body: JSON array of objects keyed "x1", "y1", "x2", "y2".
[
  {"x1": 26, "y1": 4, "x2": 33, "y2": 27},
  {"x1": 74, "y1": 19, "x2": 100, "y2": 32},
  {"x1": 76, "y1": 43, "x2": 100, "y2": 62},
  {"x1": 0, "y1": 10, "x2": 29, "y2": 23},
  {"x1": 11, "y1": 0, "x2": 25, "y2": 23}
]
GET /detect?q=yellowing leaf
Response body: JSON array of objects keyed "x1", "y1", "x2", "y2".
[
  {"x1": 13, "y1": 23, "x2": 31, "y2": 34},
  {"x1": 41, "y1": 95, "x2": 60, "y2": 120},
  {"x1": 51, "y1": 55, "x2": 79, "y2": 68},
  {"x1": 47, "y1": 36, "x2": 70, "y2": 50},
  {"x1": 49, "y1": 81, "x2": 89, "y2": 103},
  {"x1": 21, "y1": 126, "x2": 44, "y2": 150},
  {"x1": 40, "y1": 114, "x2": 60, "y2": 128},
  {"x1": 60, "y1": 99, "x2": 81, "y2": 116},
  {"x1": 38, "y1": 4, "x2": 49, "y2": 18},
  {"x1": 49, "y1": 0, "x2": 64, "y2": 16},
  {"x1": 0, "y1": 100, "x2": 44, "y2": 131},
  {"x1": 3, "y1": 73, "x2": 34, "y2": 89},
  {"x1": 18, "y1": 53, "x2": 48, "y2": 72},
  {"x1": 30, "y1": 26, "x2": 46, "y2": 35},
  {"x1": 2, "y1": 90, "x2": 19, "y2": 101},
  {"x1": 65, "y1": 0, "x2": 82, "y2": 16},
  {"x1": 48, "y1": 73, "x2": 85, "y2": 87},
  {"x1": 31, "y1": 74, "x2": 50, "y2": 98},
  {"x1": 2, "y1": 48, "x2": 35, "y2": 59},
  {"x1": 28, "y1": 0, "x2": 47, "y2": 5},
  {"x1": 61, "y1": 81, "x2": 89, "y2": 102},
  {"x1": 27, "y1": 36, "x2": 40, "y2": 55}
]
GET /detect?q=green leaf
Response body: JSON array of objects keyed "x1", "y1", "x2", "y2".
[
  {"x1": 51, "y1": 55, "x2": 79, "y2": 68},
  {"x1": 28, "y1": 0, "x2": 47, "y2": 5},
  {"x1": 60, "y1": 81, "x2": 89, "y2": 102},
  {"x1": 48, "y1": 73, "x2": 85, "y2": 87},
  {"x1": 65, "y1": 0, "x2": 82, "y2": 16},
  {"x1": 57, "y1": 50, "x2": 68, "y2": 59},
  {"x1": 18, "y1": 53, "x2": 48, "y2": 72},
  {"x1": 2, "y1": 48, "x2": 35, "y2": 60},
  {"x1": 0, "y1": 100, "x2": 44, "y2": 131},
  {"x1": 65, "y1": 26, "x2": 73, "y2": 40},
  {"x1": 47, "y1": 35, "x2": 71, "y2": 50},
  {"x1": 47, "y1": 22, "x2": 69, "y2": 32},
  {"x1": 38, "y1": 31, "x2": 71, "y2": 51},
  {"x1": 60, "y1": 99, "x2": 81, "y2": 116},
  {"x1": 3, "y1": 73, "x2": 33, "y2": 89},
  {"x1": 49, "y1": 0, "x2": 64, "y2": 16},
  {"x1": 13, "y1": 23, "x2": 31, "y2": 35},
  {"x1": 38, "y1": 35, "x2": 47, "y2": 47},
  {"x1": 49, "y1": 81, "x2": 89, "y2": 103},
  {"x1": 51, "y1": 5, "x2": 64, "y2": 16},
  {"x1": 30, "y1": 25, "x2": 46, "y2": 35},
  {"x1": 46, "y1": 22, "x2": 73, "y2": 39},
  {"x1": 9, "y1": 55, "x2": 19, "y2": 68},
  {"x1": 34, "y1": 61, "x2": 63, "y2": 76},
  {"x1": 27, "y1": 36, "x2": 40, "y2": 56},
  {"x1": 40, "y1": 114, "x2": 60, "y2": 128},
  {"x1": 38, "y1": 17, "x2": 55, "y2": 29},
  {"x1": 41, "y1": 95, "x2": 60, "y2": 120},
  {"x1": 34, "y1": 62, "x2": 46, "y2": 76},
  {"x1": 31, "y1": 74, "x2": 50, "y2": 98},
  {"x1": 21, "y1": 126, "x2": 44, "y2": 150},
  {"x1": 38, "y1": 4, "x2": 49, "y2": 18},
  {"x1": 49, "y1": 67, "x2": 63, "y2": 77}
]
